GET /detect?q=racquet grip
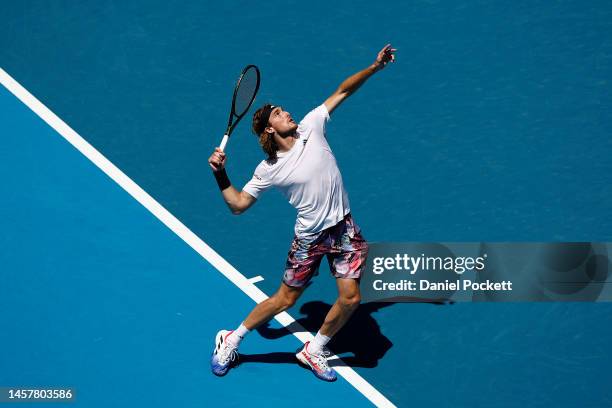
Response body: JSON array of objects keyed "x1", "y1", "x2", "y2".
[{"x1": 219, "y1": 134, "x2": 229, "y2": 152}]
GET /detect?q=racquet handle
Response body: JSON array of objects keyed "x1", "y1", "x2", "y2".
[{"x1": 219, "y1": 134, "x2": 229, "y2": 152}]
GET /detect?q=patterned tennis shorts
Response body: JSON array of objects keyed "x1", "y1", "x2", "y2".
[{"x1": 283, "y1": 213, "x2": 369, "y2": 288}]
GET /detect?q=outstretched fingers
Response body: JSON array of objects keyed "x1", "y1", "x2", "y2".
[{"x1": 375, "y1": 44, "x2": 397, "y2": 69}]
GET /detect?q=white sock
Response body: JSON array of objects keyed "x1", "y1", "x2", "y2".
[
  {"x1": 227, "y1": 323, "x2": 250, "y2": 347},
  {"x1": 309, "y1": 332, "x2": 331, "y2": 354}
]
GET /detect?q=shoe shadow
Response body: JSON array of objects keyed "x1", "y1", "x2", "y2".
[
  {"x1": 238, "y1": 351, "x2": 296, "y2": 365},
  {"x1": 239, "y1": 299, "x2": 452, "y2": 369},
  {"x1": 236, "y1": 351, "x2": 327, "y2": 377}
]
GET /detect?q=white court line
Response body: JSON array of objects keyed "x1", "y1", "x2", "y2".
[
  {"x1": 247, "y1": 275, "x2": 265, "y2": 284},
  {"x1": 0, "y1": 67, "x2": 396, "y2": 408}
]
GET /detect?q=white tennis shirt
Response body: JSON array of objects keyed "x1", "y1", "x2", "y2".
[{"x1": 242, "y1": 104, "x2": 351, "y2": 236}]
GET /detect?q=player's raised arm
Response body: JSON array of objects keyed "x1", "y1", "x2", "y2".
[
  {"x1": 208, "y1": 147, "x2": 256, "y2": 215},
  {"x1": 324, "y1": 44, "x2": 396, "y2": 115}
]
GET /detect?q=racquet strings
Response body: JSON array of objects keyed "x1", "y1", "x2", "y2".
[{"x1": 233, "y1": 66, "x2": 258, "y2": 117}]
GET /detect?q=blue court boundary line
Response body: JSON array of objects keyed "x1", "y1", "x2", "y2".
[{"x1": 0, "y1": 67, "x2": 396, "y2": 408}]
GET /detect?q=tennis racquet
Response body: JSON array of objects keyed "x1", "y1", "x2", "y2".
[{"x1": 218, "y1": 64, "x2": 260, "y2": 152}]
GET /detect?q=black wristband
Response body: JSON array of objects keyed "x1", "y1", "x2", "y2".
[{"x1": 213, "y1": 169, "x2": 231, "y2": 191}]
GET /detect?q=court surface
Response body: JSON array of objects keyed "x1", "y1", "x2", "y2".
[{"x1": 1, "y1": 2, "x2": 612, "y2": 407}]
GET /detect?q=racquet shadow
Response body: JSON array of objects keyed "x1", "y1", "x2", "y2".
[{"x1": 238, "y1": 299, "x2": 452, "y2": 369}]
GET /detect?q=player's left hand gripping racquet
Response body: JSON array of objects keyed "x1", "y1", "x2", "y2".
[{"x1": 218, "y1": 65, "x2": 260, "y2": 152}]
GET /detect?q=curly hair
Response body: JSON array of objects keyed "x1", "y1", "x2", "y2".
[{"x1": 252, "y1": 105, "x2": 279, "y2": 162}]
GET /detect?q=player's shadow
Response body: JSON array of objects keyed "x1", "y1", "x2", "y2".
[{"x1": 239, "y1": 298, "x2": 451, "y2": 369}]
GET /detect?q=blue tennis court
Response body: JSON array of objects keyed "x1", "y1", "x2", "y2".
[{"x1": 1, "y1": 1, "x2": 611, "y2": 407}]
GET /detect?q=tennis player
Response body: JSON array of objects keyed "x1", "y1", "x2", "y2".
[{"x1": 208, "y1": 44, "x2": 396, "y2": 381}]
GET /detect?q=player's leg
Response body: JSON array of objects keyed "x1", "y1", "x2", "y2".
[
  {"x1": 296, "y1": 214, "x2": 369, "y2": 381},
  {"x1": 295, "y1": 280, "x2": 363, "y2": 382},
  {"x1": 317, "y1": 277, "x2": 361, "y2": 339},
  {"x1": 242, "y1": 282, "x2": 305, "y2": 329},
  {"x1": 316, "y1": 213, "x2": 368, "y2": 342},
  {"x1": 211, "y1": 282, "x2": 306, "y2": 377},
  {"x1": 211, "y1": 232, "x2": 325, "y2": 376},
  {"x1": 229, "y1": 237, "x2": 325, "y2": 345},
  {"x1": 295, "y1": 278, "x2": 360, "y2": 382}
]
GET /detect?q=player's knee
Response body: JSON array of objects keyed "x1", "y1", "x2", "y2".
[
  {"x1": 274, "y1": 293, "x2": 298, "y2": 312},
  {"x1": 340, "y1": 293, "x2": 361, "y2": 309},
  {"x1": 279, "y1": 296, "x2": 297, "y2": 311}
]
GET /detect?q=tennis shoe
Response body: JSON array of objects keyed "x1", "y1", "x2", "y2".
[
  {"x1": 295, "y1": 341, "x2": 337, "y2": 382},
  {"x1": 210, "y1": 330, "x2": 238, "y2": 376}
]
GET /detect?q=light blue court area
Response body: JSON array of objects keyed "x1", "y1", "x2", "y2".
[{"x1": 0, "y1": 87, "x2": 372, "y2": 407}]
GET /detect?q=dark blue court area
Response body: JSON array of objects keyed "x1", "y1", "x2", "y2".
[{"x1": 1, "y1": 1, "x2": 611, "y2": 407}]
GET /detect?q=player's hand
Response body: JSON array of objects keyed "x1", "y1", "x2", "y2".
[
  {"x1": 373, "y1": 44, "x2": 396, "y2": 71},
  {"x1": 208, "y1": 147, "x2": 227, "y2": 172}
]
